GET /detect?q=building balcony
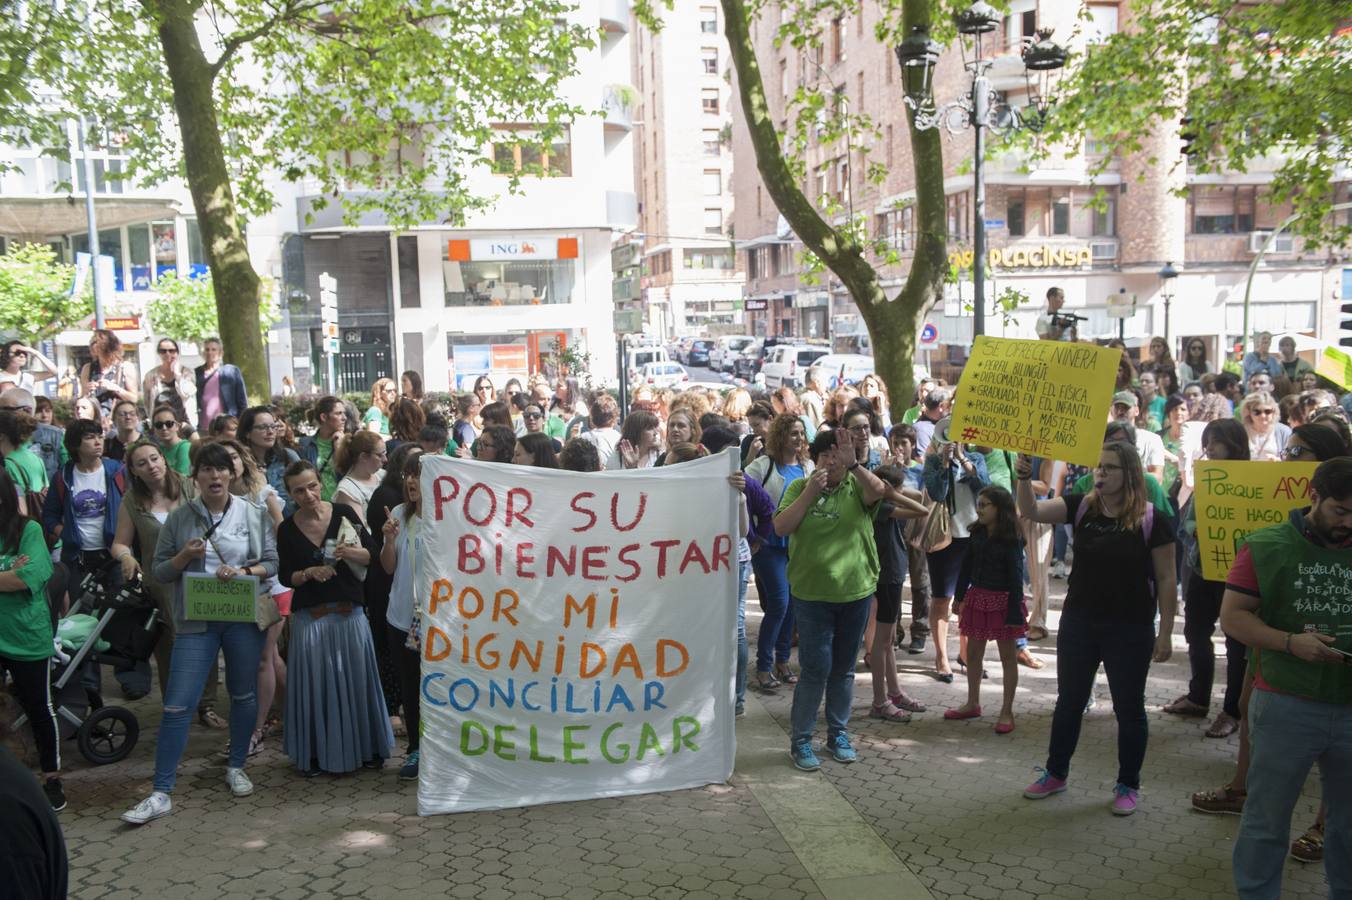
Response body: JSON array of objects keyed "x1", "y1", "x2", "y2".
[
  {"x1": 603, "y1": 84, "x2": 636, "y2": 132},
  {"x1": 599, "y1": 0, "x2": 629, "y2": 33},
  {"x1": 606, "y1": 190, "x2": 637, "y2": 230}
]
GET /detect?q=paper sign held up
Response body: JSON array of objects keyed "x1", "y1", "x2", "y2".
[
  {"x1": 1193, "y1": 461, "x2": 1318, "y2": 581},
  {"x1": 949, "y1": 337, "x2": 1119, "y2": 468},
  {"x1": 184, "y1": 573, "x2": 259, "y2": 622}
]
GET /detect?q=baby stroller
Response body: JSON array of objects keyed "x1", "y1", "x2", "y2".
[{"x1": 40, "y1": 561, "x2": 162, "y2": 764}]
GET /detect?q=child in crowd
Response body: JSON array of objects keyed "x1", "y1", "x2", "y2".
[
  {"x1": 868, "y1": 465, "x2": 929, "y2": 721},
  {"x1": 945, "y1": 485, "x2": 1027, "y2": 734}
]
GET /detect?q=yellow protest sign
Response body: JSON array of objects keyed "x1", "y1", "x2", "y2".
[
  {"x1": 1317, "y1": 346, "x2": 1352, "y2": 391},
  {"x1": 1193, "y1": 461, "x2": 1318, "y2": 580},
  {"x1": 949, "y1": 336, "x2": 1119, "y2": 467}
]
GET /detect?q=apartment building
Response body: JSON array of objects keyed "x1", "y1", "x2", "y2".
[
  {"x1": 730, "y1": 0, "x2": 1350, "y2": 366},
  {"x1": 631, "y1": 0, "x2": 745, "y2": 339}
]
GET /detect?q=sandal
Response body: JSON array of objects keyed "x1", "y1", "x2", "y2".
[
  {"x1": 774, "y1": 663, "x2": 799, "y2": 685},
  {"x1": 1205, "y1": 712, "x2": 1239, "y2": 739},
  {"x1": 890, "y1": 692, "x2": 927, "y2": 713},
  {"x1": 1017, "y1": 649, "x2": 1045, "y2": 669},
  {"x1": 1026, "y1": 626, "x2": 1049, "y2": 641},
  {"x1": 869, "y1": 702, "x2": 911, "y2": 723},
  {"x1": 198, "y1": 707, "x2": 227, "y2": 730},
  {"x1": 1290, "y1": 822, "x2": 1324, "y2": 863},
  {"x1": 1190, "y1": 784, "x2": 1246, "y2": 815},
  {"x1": 1163, "y1": 695, "x2": 1209, "y2": 718},
  {"x1": 755, "y1": 670, "x2": 781, "y2": 692},
  {"x1": 391, "y1": 716, "x2": 407, "y2": 738}
]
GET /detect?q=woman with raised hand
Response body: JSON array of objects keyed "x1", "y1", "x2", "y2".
[
  {"x1": 278, "y1": 460, "x2": 391, "y2": 776},
  {"x1": 775, "y1": 426, "x2": 889, "y2": 771},
  {"x1": 610, "y1": 409, "x2": 662, "y2": 470},
  {"x1": 80, "y1": 328, "x2": 138, "y2": 420},
  {"x1": 744, "y1": 413, "x2": 812, "y2": 691},
  {"x1": 122, "y1": 443, "x2": 278, "y2": 825},
  {"x1": 1015, "y1": 442, "x2": 1176, "y2": 817}
]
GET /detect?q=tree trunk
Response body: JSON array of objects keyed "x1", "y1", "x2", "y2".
[
  {"x1": 720, "y1": 0, "x2": 947, "y2": 420},
  {"x1": 150, "y1": 0, "x2": 269, "y2": 402}
]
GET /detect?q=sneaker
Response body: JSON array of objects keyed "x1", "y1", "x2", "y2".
[
  {"x1": 399, "y1": 750, "x2": 420, "y2": 781},
  {"x1": 735, "y1": 702, "x2": 745, "y2": 718},
  {"x1": 1023, "y1": 768, "x2": 1068, "y2": 799},
  {"x1": 789, "y1": 743, "x2": 820, "y2": 771},
  {"x1": 43, "y1": 778, "x2": 66, "y2": 812},
  {"x1": 121, "y1": 792, "x2": 172, "y2": 825},
  {"x1": 1111, "y1": 783, "x2": 1139, "y2": 816},
  {"x1": 1051, "y1": 560, "x2": 1067, "y2": 579},
  {"x1": 907, "y1": 633, "x2": 926, "y2": 655},
  {"x1": 826, "y1": 733, "x2": 857, "y2": 764},
  {"x1": 1191, "y1": 786, "x2": 1246, "y2": 815},
  {"x1": 225, "y1": 767, "x2": 253, "y2": 797}
]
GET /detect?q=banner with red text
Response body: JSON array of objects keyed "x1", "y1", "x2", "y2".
[{"x1": 416, "y1": 452, "x2": 739, "y2": 814}]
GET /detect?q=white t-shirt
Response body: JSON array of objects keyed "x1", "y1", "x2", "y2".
[
  {"x1": 201, "y1": 498, "x2": 251, "y2": 572},
  {"x1": 0, "y1": 371, "x2": 35, "y2": 393},
  {"x1": 1135, "y1": 430, "x2": 1166, "y2": 470},
  {"x1": 71, "y1": 466, "x2": 108, "y2": 550},
  {"x1": 581, "y1": 427, "x2": 622, "y2": 468}
]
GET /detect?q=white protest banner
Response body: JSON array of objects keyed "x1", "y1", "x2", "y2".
[{"x1": 415, "y1": 452, "x2": 739, "y2": 815}]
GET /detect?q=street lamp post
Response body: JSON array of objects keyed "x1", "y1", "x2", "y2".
[
  {"x1": 896, "y1": 5, "x2": 1067, "y2": 339},
  {"x1": 1158, "y1": 261, "x2": 1179, "y2": 346}
]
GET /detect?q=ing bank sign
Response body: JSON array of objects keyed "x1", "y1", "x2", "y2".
[{"x1": 949, "y1": 244, "x2": 1093, "y2": 271}]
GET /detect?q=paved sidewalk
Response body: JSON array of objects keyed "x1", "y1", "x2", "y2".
[{"x1": 39, "y1": 581, "x2": 1331, "y2": 899}]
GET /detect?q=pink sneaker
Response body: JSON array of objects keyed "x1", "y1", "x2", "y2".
[
  {"x1": 1111, "y1": 783, "x2": 1138, "y2": 816},
  {"x1": 1023, "y1": 768, "x2": 1068, "y2": 799}
]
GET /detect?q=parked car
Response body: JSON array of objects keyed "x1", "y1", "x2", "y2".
[
  {"x1": 671, "y1": 338, "x2": 694, "y2": 365},
  {"x1": 710, "y1": 335, "x2": 755, "y2": 372},
  {"x1": 811, "y1": 353, "x2": 876, "y2": 390},
  {"x1": 638, "y1": 361, "x2": 690, "y2": 389},
  {"x1": 732, "y1": 341, "x2": 764, "y2": 381},
  {"x1": 626, "y1": 346, "x2": 670, "y2": 383},
  {"x1": 687, "y1": 339, "x2": 714, "y2": 367},
  {"x1": 761, "y1": 344, "x2": 830, "y2": 389}
]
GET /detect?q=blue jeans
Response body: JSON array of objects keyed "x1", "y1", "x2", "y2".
[
  {"x1": 153, "y1": 622, "x2": 265, "y2": 792},
  {"x1": 752, "y1": 546, "x2": 794, "y2": 672},
  {"x1": 788, "y1": 595, "x2": 872, "y2": 747},
  {"x1": 735, "y1": 559, "x2": 749, "y2": 707},
  {"x1": 1234, "y1": 689, "x2": 1352, "y2": 899}
]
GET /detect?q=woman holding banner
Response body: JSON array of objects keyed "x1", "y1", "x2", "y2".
[
  {"x1": 122, "y1": 443, "x2": 278, "y2": 826},
  {"x1": 1015, "y1": 442, "x2": 1176, "y2": 816},
  {"x1": 278, "y1": 461, "x2": 393, "y2": 776},
  {"x1": 775, "y1": 426, "x2": 889, "y2": 771}
]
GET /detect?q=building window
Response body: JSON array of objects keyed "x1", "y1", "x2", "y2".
[
  {"x1": 830, "y1": 17, "x2": 845, "y2": 63},
  {"x1": 856, "y1": 72, "x2": 865, "y2": 116},
  {"x1": 1091, "y1": 193, "x2": 1117, "y2": 237},
  {"x1": 701, "y1": 88, "x2": 720, "y2": 115},
  {"x1": 837, "y1": 157, "x2": 850, "y2": 206},
  {"x1": 947, "y1": 191, "x2": 970, "y2": 242},
  {"x1": 702, "y1": 47, "x2": 718, "y2": 74},
  {"x1": 703, "y1": 169, "x2": 722, "y2": 196},
  {"x1": 1007, "y1": 191, "x2": 1026, "y2": 236},
  {"x1": 1086, "y1": 4, "x2": 1119, "y2": 42},
  {"x1": 703, "y1": 129, "x2": 720, "y2": 156},
  {"x1": 491, "y1": 126, "x2": 572, "y2": 176},
  {"x1": 699, "y1": 6, "x2": 717, "y2": 33},
  {"x1": 1190, "y1": 185, "x2": 1257, "y2": 234},
  {"x1": 1052, "y1": 196, "x2": 1071, "y2": 235},
  {"x1": 1004, "y1": 0, "x2": 1037, "y2": 49},
  {"x1": 684, "y1": 249, "x2": 733, "y2": 270},
  {"x1": 704, "y1": 208, "x2": 723, "y2": 234}
]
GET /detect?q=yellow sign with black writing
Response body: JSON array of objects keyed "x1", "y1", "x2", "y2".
[
  {"x1": 1193, "y1": 461, "x2": 1318, "y2": 581},
  {"x1": 949, "y1": 336, "x2": 1119, "y2": 468}
]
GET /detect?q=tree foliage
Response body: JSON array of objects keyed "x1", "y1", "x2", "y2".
[
  {"x1": 0, "y1": 244, "x2": 92, "y2": 341},
  {"x1": 146, "y1": 272, "x2": 277, "y2": 345}
]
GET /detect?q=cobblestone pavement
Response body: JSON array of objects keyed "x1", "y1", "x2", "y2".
[{"x1": 43, "y1": 580, "x2": 1330, "y2": 899}]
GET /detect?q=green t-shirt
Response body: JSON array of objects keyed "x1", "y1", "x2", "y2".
[
  {"x1": 777, "y1": 474, "x2": 880, "y2": 603},
  {"x1": 901, "y1": 405, "x2": 921, "y2": 425},
  {"x1": 1073, "y1": 471, "x2": 1174, "y2": 517},
  {"x1": 0, "y1": 520, "x2": 56, "y2": 660},
  {"x1": 163, "y1": 439, "x2": 191, "y2": 476},
  {"x1": 8, "y1": 444, "x2": 48, "y2": 493},
  {"x1": 545, "y1": 414, "x2": 568, "y2": 441},
  {"x1": 983, "y1": 449, "x2": 1014, "y2": 492},
  {"x1": 317, "y1": 438, "x2": 338, "y2": 501},
  {"x1": 362, "y1": 406, "x2": 389, "y2": 435}
]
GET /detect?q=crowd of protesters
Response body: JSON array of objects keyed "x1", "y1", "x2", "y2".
[{"x1": 1, "y1": 322, "x2": 1349, "y2": 900}]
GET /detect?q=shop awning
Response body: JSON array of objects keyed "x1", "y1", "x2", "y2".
[{"x1": 0, "y1": 196, "x2": 183, "y2": 242}]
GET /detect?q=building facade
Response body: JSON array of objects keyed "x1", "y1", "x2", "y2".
[
  {"x1": 730, "y1": 0, "x2": 1351, "y2": 372},
  {"x1": 631, "y1": 0, "x2": 745, "y2": 339}
]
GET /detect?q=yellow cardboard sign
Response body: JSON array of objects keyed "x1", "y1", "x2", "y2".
[
  {"x1": 949, "y1": 336, "x2": 1120, "y2": 468},
  {"x1": 1193, "y1": 461, "x2": 1318, "y2": 580},
  {"x1": 1317, "y1": 346, "x2": 1352, "y2": 391}
]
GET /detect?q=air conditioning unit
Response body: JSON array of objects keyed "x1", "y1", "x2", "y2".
[
  {"x1": 1249, "y1": 231, "x2": 1295, "y2": 254},
  {"x1": 1090, "y1": 241, "x2": 1118, "y2": 261}
]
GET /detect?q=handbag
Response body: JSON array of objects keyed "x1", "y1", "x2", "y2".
[
  {"x1": 335, "y1": 516, "x2": 368, "y2": 581},
  {"x1": 910, "y1": 467, "x2": 956, "y2": 554}
]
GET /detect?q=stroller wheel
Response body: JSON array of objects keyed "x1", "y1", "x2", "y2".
[{"x1": 78, "y1": 707, "x2": 139, "y2": 765}]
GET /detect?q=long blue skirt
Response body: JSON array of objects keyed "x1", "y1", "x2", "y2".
[{"x1": 284, "y1": 605, "x2": 395, "y2": 773}]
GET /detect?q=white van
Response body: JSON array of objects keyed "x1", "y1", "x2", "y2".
[
  {"x1": 626, "y1": 346, "x2": 670, "y2": 382},
  {"x1": 710, "y1": 335, "x2": 755, "y2": 372},
  {"x1": 760, "y1": 344, "x2": 830, "y2": 389}
]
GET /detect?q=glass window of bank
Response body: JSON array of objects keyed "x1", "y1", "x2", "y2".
[{"x1": 443, "y1": 241, "x2": 579, "y2": 307}]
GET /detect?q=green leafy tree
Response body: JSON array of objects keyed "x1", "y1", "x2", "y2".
[
  {"x1": 11, "y1": 0, "x2": 594, "y2": 400},
  {"x1": 146, "y1": 272, "x2": 277, "y2": 345},
  {"x1": 0, "y1": 243, "x2": 92, "y2": 341}
]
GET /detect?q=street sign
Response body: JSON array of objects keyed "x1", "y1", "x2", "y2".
[
  {"x1": 919, "y1": 322, "x2": 939, "y2": 347},
  {"x1": 1106, "y1": 289, "x2": 1136, "y2": 319},
  {"x1": 613, "y1": 307, "x2": 643, "y2": 335},
  {"x1": 324, "y1": 337, "x2": 341, "y2": 354}
]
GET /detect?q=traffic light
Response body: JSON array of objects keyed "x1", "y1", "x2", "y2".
[{"x1": 1339, "y1": 301, "x2": 1352, "y2": 348}]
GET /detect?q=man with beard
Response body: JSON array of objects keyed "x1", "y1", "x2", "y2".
[{"x1": 1221, "y1": 457, "x2": 1352, "y2": 898}]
